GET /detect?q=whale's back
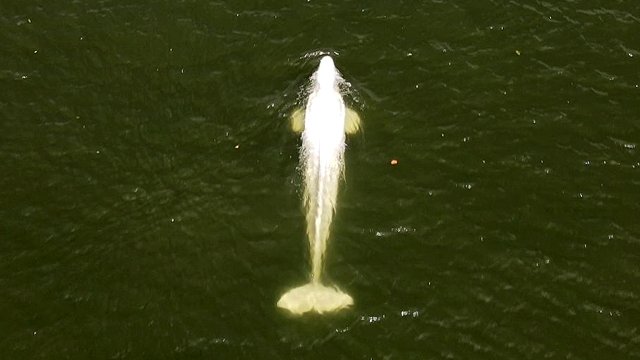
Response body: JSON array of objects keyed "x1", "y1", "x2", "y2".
[{"x1": 278, "y1": 55, "x2": 354, "y2": 315}]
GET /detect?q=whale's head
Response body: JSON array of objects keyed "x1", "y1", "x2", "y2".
[{"x1": 315, "y1": 56, "x2": 340, "y2": 89}]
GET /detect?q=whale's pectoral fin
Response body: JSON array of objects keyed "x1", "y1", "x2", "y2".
[
  {"x1": 290, "y1": 107, "x2": 305, "y2": 133},
  {"x1": 345, "y1": 108, "x2": 362, "y2": 134}
]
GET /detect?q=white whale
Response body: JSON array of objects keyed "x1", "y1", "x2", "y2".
[{"x1": 278, "y1": 56, "x2": 361, "y2": 315}]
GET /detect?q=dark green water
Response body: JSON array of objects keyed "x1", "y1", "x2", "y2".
[{"x1": 1, "y1": 1, "x2": 639, "y2": 359}]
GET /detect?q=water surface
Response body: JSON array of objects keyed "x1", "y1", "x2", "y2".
[{"x1": 1, "y1": 1, "x2": 639, "y2": 359}]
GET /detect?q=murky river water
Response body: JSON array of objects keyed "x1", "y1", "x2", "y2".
[{"x1": 1, "y1": 1, "x2": 639, "y2": 358}]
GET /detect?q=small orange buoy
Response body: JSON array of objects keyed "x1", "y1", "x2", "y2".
[{"x1": 390, "y1": 159, "x2": 398, "y2": 165}]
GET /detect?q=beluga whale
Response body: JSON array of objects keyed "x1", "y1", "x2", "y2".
[{"x1": 278, "y1": 55, "x2": 361, "y2": 315}]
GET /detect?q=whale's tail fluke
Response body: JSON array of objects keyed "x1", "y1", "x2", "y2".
[{"x1": 277, "y1": 282, "x2": 353, "y2": 315}]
